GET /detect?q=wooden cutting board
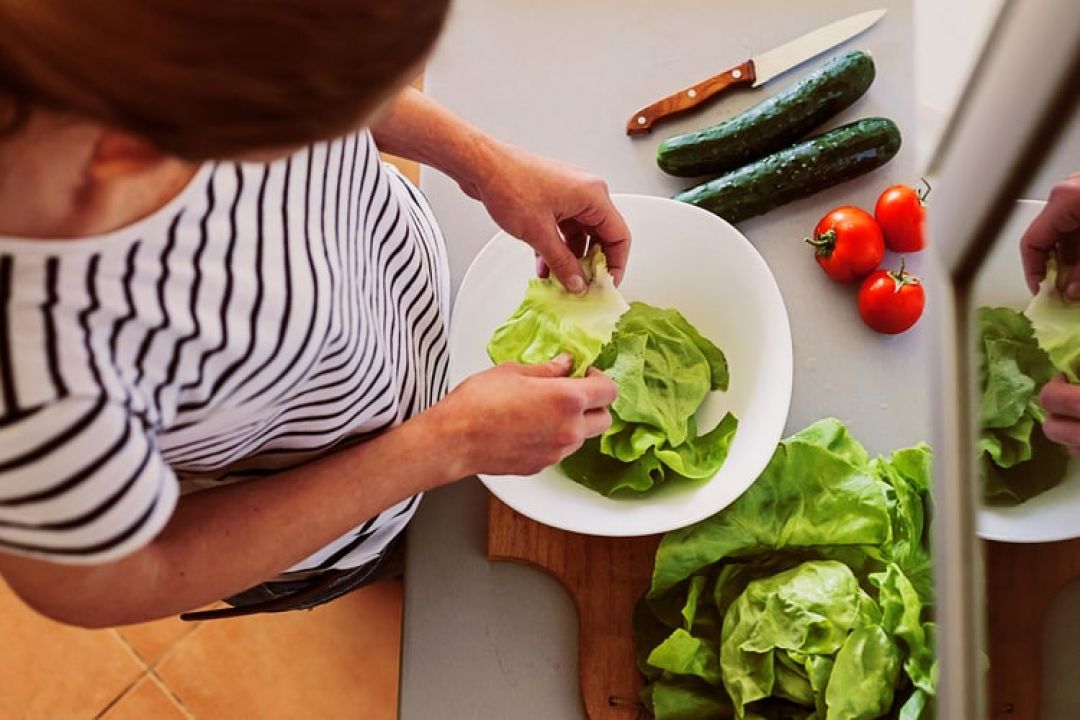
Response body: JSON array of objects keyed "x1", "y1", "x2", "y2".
[
  {"x1": 487, "y1": 494, "x2": 661, "y2": 719},
  {"x1": 985, "y1": 538, "x2": 1080, "y2": 719},
  {"x1": 489, "y1": 505, "x2": 1080, "y2": 720}
]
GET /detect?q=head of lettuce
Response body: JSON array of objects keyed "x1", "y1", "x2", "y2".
[{"x1": 635, "y1": 419, "x2": 936, "y2": 720}]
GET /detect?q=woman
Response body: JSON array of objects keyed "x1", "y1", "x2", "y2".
[{"x1": 0, "y1": 0, "x2": 629, "y2": 626}]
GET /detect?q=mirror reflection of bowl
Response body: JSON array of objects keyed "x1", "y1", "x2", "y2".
[
  {"x1": 448, "y1": 194, "x2": 793, "y2": 537},
  {"x1": 972, "y1": 200, "x2": 1080, "y2": 543}
]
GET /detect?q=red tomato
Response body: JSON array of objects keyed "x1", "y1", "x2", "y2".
[
  {"x1": 806, "y1": 206, "x2": 884, "y2": 283},
  {"x1": 858, "y1": 260, "x2": 926, "y2": 334},
  {"x1": 875, "y1": 181, "x2": 929, "y2": 252}
]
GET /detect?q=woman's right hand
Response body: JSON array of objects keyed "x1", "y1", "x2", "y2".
[{"x1": 431, "y1": 354, "x2": 617, "y2": 478}]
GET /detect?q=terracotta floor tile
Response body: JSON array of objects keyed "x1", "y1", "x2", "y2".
[
  {"x1": 157, "y1": 579, "x2": 403, "y2": 720},
  {"x1": 0, "y1": 580, "x2": 146, "y2": 719},
  {"x1": 100, "y1": 674, "x2": 190, "y2": 720},
  {"x1": 117, "y1": 614, "x2": 202, "y2": 665}
]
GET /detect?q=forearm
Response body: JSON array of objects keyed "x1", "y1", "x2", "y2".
[
  {"x1": 370, "y1": 87, "x2": 500, "y2": 195},
  {"x1": 1, "y1": 407, "x2": 463, "y2": 627}
]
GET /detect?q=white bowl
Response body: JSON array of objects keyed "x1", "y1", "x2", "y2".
[
  {"x1": 448, "y1": 194, "x2": 793, "y2": 537},
  {"x1": 973, "y1": 200, "x2": 1080, "y2": 543}
]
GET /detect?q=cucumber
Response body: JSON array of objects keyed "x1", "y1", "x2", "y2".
[
  {"x1": 673, "y1": 117, "x2": 901, "y2": 223},
  {"x1": 657, "y1": 50, "x2": 876, "y2": 178}
]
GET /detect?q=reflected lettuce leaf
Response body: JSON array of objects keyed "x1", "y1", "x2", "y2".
[
  {"x1": 1027, "y1": 259, "x2": 1080, "y2": 383},
  {"x1": 976, "y1": 306, "x2": 1066, "y2": 504}
]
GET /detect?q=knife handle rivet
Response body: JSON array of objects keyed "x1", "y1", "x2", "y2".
[
  {"x1": 687, "y1": 88, "x2": 697, "y2": 98},
  {"x1": 732, "y1": 69, "x2": 743, "y2": 79},
  {"x1": 636, "y1": 116, "x2": 646, "y2": 125}
]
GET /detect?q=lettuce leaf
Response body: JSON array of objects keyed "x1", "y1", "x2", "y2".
[
  {"x1": 655, "y1": 415, "x2": 739, "y2": 480},
  {"x1": 824, "y1": 625, "x2": 902, "y2": 719},
  {"x1": 719, "y1": 562, "x2": 870, "y2": 715},
  {"x1": 648, "y1": 420, "x2": 896, "y2": 598},
  {"x1": 646, "y1": 675, "x2": 733, "y2": 720},
  {"x1": 487, "y1": 246, "x2": 628, "y2": 376},
  {"x1": 604, "y1": 304, "x2": 728, "y2": 446},
  {"x1": 488, "y1": 266, "x2": 737, "y2": 497},
  {"x1": 981, "y1": 424, "x2": 1070, "y2": 505},
  {"x1": 1027, "y1": 259, "x2": 1080, "y2": 382},
  {"x1": 559, "y1": 436, "x2": 665, "y2": 495},
  {"x1": 976, "y1": 306, "x2": 1068, "y2": 504},
  {"x1": 635, "y1": 420, "x2": 936, "y2": 720},
  {"x1": 560, "y1": 301, "x2": 737, "y2": 496}
]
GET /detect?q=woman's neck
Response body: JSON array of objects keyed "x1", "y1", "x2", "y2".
[{"x1": 0, "y1": 112, "x2": 199, "y2": 239}]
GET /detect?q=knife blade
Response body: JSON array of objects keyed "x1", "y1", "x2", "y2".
[{"x1": 626, "y1": 9, "x2": 886, "y2": 136}]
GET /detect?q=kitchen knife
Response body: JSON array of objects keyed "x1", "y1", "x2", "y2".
[{"x1": 626, "y1": 9, "x2": 886, "y2": 136}]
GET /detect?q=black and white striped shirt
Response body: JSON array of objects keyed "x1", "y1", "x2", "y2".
[{"x1": 0, "y1": 131, "x2": 450, "y2": 574}]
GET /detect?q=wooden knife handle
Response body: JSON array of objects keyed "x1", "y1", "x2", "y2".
[{"x1": 626, "y1": 59, "x2": 756, "y2": 136}]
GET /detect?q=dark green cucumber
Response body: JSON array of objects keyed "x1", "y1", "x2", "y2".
[
  {"x1": 673, "y1": 117, "x2": 901, "y2": 223},
  {"x1": 657, "y1": 50, "x2": 876, "y2": 178}
]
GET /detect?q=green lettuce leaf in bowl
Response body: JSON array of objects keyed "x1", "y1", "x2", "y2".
[
  {"x1": 486, "y1": 245, "x2": 628, "y2": 376},
  {"x1": 561, "y1": 302, "x2": 737, "y2": 497},
  {"x1": 486, "y1": 255, "x2": 737, "y2": 497},
  {"x1": 604, "y1": 304, "x2": 729, "y2": 447}
]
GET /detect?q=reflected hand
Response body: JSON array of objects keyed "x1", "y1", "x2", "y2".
[
  {"x1": 1021, "y1": 173, "x2": 1080, "y2": 296},
  {"x1": 1040, "y1": 375, "x2": 1080, "y2": 457}
]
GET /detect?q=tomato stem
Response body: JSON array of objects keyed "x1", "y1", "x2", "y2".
[
  {"x1": 888, "y1": 257, "x2": 920, "y2": 292},
  {"x1": 805, "y1": 229, "x2": 837, "y2": 257},
  {"x1": 918, "y1": 177, "x2": 932, "y2": 204}
]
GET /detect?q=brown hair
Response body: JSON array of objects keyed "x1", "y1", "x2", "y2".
[{"x1": 0, "y1": 0, "x2": 450, "y2": 159}]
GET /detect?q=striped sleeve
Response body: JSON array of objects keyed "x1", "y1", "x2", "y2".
[{"x1": 0, "y1": 396, "x2": 178, "y2": 565}]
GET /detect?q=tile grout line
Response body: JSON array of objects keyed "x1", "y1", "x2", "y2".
[
  {"x1": 110, "y1": 627, "x2": 151, "y2": 664},
  {"x1": 91, "y1": 668, "x2": 148, "y2": 720},
  {"x1": 146, "y1": 669, "x2": 198, "y2": 720},
  {"x1": 90, "y1": 628, "x2": 156, "y2": 718},
  {"x1": 114, "y1": 619, "x2": 205, "y2": 670},
  {"x1": 112, "y1": 622, "x2": 203, "y2": 718},
  {"x1": 145, "y1": 619, "x2": 205, "y2": 670}
]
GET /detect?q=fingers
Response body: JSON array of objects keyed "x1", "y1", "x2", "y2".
[
  {"x1": 512, "y1": 353, "x2": 574, "y2": 378},
  {"x1": 536, "y1": 223, "x2": 588, "y2": 281},
  {"x1": 1040, "y1": 375, "x2": 1080, "y2": 417},
  {"x1": 576, "y1": 370, "x2": 618, "y2": 410},
  {"x1": 1043, "y1": 414, "x2": 1080, "y2": 454},
  {"x1": 571, "y1": 184, "x2": 631, "y2": 286},
  {"x1": 535, "y1": 252, "x2": 549, "y2": 279},
  {"x1": 582, "y1": 407, "x2": 613, "y2": 438},
  {"x1": 1021, "y1": 175, "x2": 1080, "y2": 294},
  {"x1": 559, "y1": 220, "x2": 590, "y2": 259},
  {"x1": 531, "y1": 220, "x2": 587, "y2": 293},
  {"x1": 1041, "y1": 374, "x2": 1080, "y2": 454},
  {"x1": 510, "y1": 360, "x2": 616, "y2": 409},
  {"x1": 1020, "y1": 240, "x2": 1051, "y2": 295}
]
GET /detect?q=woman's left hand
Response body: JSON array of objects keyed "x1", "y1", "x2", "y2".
[{"x1": 461, "y1": 139, "x2": 631, "y2": 292}]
